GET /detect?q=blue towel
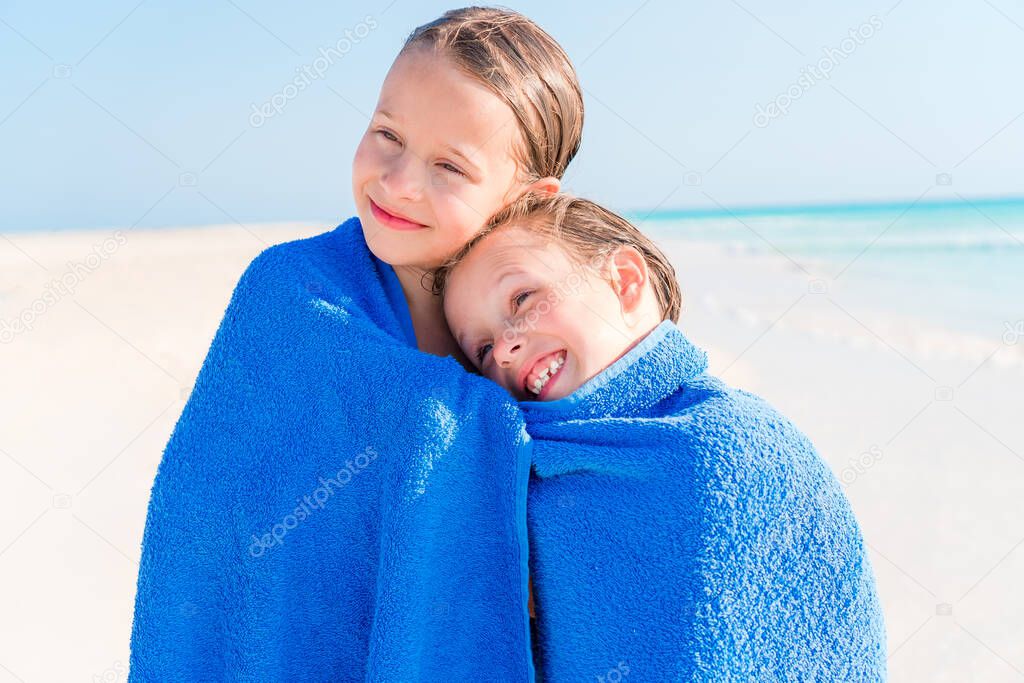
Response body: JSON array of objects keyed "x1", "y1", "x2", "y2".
[
  {"x1": 522, "y1": 319, "x2": 887, "y2": 681},
  {"x1": 129, "y1": 217, "x2": 538, "y2": 681},
  {"x1": 130, "y1": 217, "x2": 886, "y2": 681}
]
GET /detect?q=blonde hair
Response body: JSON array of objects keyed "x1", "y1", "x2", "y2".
[
  {"x1": 402, "y1": 7, "x2": 583, "y2": 181},
  {"x1": 431, "y1": 192, "x2": 683, "y2": 323}
]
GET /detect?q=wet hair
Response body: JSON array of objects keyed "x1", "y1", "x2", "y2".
[
  {"x1": 401, "y1": 6, "x2": 584, "y2": 181},
  {"x1": 431, "y1": 192, "x2": 683, "y2": 323}
]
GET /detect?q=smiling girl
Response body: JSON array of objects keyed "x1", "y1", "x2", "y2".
[
  {"x1": 346, "y1": 12, "x2": 583, "y2": 646},
  {"x1": 130, "y1": 7, "x2": 583, "y2": 681},
  {"x1": 351, "y1": 9, "x2": 582, "y2": 361}
]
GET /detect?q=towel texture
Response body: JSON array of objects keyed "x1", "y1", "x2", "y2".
[
  {"x1": 522, "y1": 320, "x2": 887, "y2": 681},
  {"x1": 129, "y1": 218, "x2": 537, "y2": 681},
  {"x1": 129, "y1": 217, "x2": 885, "y2": 681}
]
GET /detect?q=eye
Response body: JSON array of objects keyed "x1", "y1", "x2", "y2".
[
  {"x1": 376, "y1": 128, "x2": 399, "y2": 143},
  {"x1": 512, "y1": 289, "x2": 533, "y2": 312},
  {"x1": 475, "y1": 343, "x2": 493, "y2": 364},
  {"x1": 438, "y1": 162, "x2": 465, "y2": 176}
]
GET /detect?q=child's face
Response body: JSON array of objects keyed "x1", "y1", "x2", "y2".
[
  {"x1": 443, "y1": 226, "x2": 644, "y2": 402},
  {"x1": 352, "y1": 47, "x2": 535, "y2": 269}
]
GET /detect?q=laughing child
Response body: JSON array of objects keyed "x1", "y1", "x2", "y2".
[{"x1": 430, "y1": 191, "x2": 887, "y2": 681}]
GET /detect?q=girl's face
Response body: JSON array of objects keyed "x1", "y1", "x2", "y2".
[
  {"x1": 442, "y1": 226, "x2": 654, "y2": 402},
  {"x1": 352, "y1": 47, "x2": 547, "y2": 269}
]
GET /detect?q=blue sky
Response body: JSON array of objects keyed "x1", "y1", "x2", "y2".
[{"x1": 1, "y1": 0, "x2": 1022, "y2": 231}]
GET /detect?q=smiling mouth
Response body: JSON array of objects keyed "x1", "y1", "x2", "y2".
[
  {"x1": 369, "y1": 197, "x2": 427, "y2": 230},
  {"x1": 524, "y1": 350, "x2": 567, "y2": 397}
]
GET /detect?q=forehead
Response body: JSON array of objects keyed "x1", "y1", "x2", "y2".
[
  {"x1": 443, "y1": 228, "x2": 539, "y2": 336},
  {"x1": 445, "y1": 226, "x2": 574, "y2": 323},
  {"x1": 456, "y1": 226, "x2": 554, "y2": 281},
  {"x1": 378, "y1": 48, "x2": 521, "y2": 163}
]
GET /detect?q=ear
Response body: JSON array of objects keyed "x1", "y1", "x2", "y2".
[
  {"x1": 607, "y1": 245, "x2": 649, "y2": 320},
  {"x1": 503, "y1": 176, "x2": 560, "y2": 206},
  {"x1": 525, "y1": 176, "x2": 560, "y2": 195}
]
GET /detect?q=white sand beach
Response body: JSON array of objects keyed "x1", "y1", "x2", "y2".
[{"x1": 1, "y1": 221, "x2": 1021, "y2": 681}]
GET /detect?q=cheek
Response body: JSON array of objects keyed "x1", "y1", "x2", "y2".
[
  {"x1": 521, "y1": 297, "x2": 569, "y2": 340},
  {"x1": 553, "y1": 310, "x2": 583, "y2": 346},
  {"x1": 581, "y1": 280, "x2": 623, "y2": 316},
  {"x1": 352, "y1": 137, "x2": 379, "y2": 185},
  {"x1": 431, "y1": 192, "x2": 487, "y2": 242},
  {"x1": 350, "y1": 139, "x2": 370, "y2": 180},
  {"x1": 553, "y1": 291, "x2": 616, "y2": 342},
  {"x1": 435, "y1": 180, "x2": 514, "y2": 229}
]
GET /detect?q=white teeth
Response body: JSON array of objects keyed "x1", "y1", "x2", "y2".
[{"x1": 526, "y1": 351, "x2": 566, "y2": 396}]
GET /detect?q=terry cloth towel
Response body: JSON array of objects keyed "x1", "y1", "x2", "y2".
[
  {"x1": 128, "y1": 217, "x2": 539, "y2": 681},
  {"x1": 521, "y1": 320, "x2": 887, "y2": 681}
]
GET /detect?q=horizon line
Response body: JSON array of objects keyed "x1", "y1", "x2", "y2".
[{"x1": 627, "y1": 192, "x2": 1024, "y2": 221}]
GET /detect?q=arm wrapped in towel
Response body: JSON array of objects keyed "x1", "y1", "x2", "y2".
[
  {"x1": 129, "y1": 219, "x2": 537, "y2": 682},
  {"x1": 523, "y1": 320, "x2": 887, "y2": 681}
]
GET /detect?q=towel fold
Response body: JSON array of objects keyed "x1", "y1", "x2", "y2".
[
  {"x1": 129, "y1": 218, "x2": 885, "y2": 682},
  {"x1": 522, "y1": 320, "x2": 887, "y2": 681},
  {"x1": 129, "y1": 218, "x2": 537, "y2": 681}
]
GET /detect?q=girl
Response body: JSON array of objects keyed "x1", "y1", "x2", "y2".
[
  {"x1": 432, "y1": 192, "x2": 888, "y2": 680},
  {"x1": 352, "y1": 8, "x2": 582, "y2": 360},
  {"x1": 131, "y1": 8, "x2": 582, "y2": 681},
  {"x1": 433, "y1": 192, "x2": 683, "y2": 400}
]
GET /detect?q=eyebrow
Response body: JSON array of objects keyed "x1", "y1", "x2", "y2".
[
  {"x1": 494, "y1": 270, "x2": 521, "y2": 294},
  {"x1": 376, "y1": 109, "x2": 481, "y2": 174},
  {"x1": 440, "y1": 142, "x2": 481, "y2": 174}
]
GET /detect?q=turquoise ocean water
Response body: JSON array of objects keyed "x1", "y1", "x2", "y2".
[{"x1": 632, "y1": 196, "x2": 1024, "y2": 341}]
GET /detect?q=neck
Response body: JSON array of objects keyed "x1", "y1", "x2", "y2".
[
  {"x1": 392, "y1": 264, "x2": 472, "y2": 366},
  {"x1": 610, "y1": 315, "x2": 662, "y2": 367},
  {"x1": 392, "y1": 264, "x2": 437, "y2": 318}
]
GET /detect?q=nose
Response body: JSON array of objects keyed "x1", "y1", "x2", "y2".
[
  {"x1": 379, "y1": 151, "x2": 424, "y2": 202},
  {"x1": 493, "y1": 334, "x2": 523, "y2": 369}
]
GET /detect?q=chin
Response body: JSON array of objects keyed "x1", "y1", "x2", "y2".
[
  {"x1": 547, "y1": 386, "x2": 572, "y2": 401},
  {"x1": 359, "y1": 219, "x2": 400, "y2": 261}
]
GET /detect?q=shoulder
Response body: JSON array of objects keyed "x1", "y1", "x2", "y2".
[
  {"x1": 676, "y1": 376, "x2": 814, "y2": 453},
  {"x1": 242, "y1": 217, "x2": 362, "y2": 279},
  {"x1": 229, "y1": 217, "x2": 377, "y2": 310},
  {"x1": 667, "y1": 378, "x2": 833, "y2": 497}
]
